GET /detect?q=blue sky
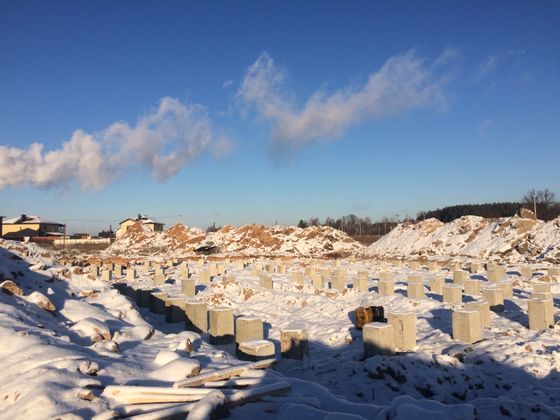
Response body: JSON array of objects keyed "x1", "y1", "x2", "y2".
[{"x1": 1, "y1": 1, "x2": 559, "y2": 233}]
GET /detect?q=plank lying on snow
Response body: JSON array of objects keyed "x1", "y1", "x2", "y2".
[
  {"x1": 186, "y1": 390, "x2": 228, "y2": 420},
  {"x1": 173, "y1": 358, "x2": 276, "y2": 388},
  {"x1": 226, "y1": 381, "x2": 291, "y2": 407},
  {"x1": 102, "y1": 385, "x2": 234, "y2": 405}
]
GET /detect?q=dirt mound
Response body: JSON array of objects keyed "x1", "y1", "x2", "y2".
[
  {"x1": 162, "y1": 223, "x2": 206, "y2": 252},
  {"x1": 369, "y1": 215, "x2": 560, "y2": 263}
]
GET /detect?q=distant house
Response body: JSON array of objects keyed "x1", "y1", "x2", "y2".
[
  {"x1": 116, "y1": 214, "x2": 164, "y2": 238},
  {"x1": 2, "y1": 214, "x2": 65, "y2": 239}
]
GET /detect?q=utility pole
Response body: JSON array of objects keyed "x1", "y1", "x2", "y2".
[
  {"x1": 63, "y1": 218, "x2": 67, "y2": 251},
  {"x1": 533, "y1": 194, "x2": 538, "y2": 219}
]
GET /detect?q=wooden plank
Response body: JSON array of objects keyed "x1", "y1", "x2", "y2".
[
  {"x1": 226, "y1": 381, "x2": 291, "y2": 407},
  {"x1": 173, "y1": 359, "x2": 276, "y2": 388},
  {"x1": 102, "y1": 385, "x2": 233, "y2": 405}
]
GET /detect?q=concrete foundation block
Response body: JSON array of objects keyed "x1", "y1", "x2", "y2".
[
  {"x1": 407, "y1": 275, "x2": 422, "y2": 284},
  {"x1": 165, "y1": 297, "x2": 186, "y2": 323},
  {"x1": 265, "y1": 264, "x2": 274, "y2": 273},
  {"x1": 547, "y1": 267, "x2": 560, "y2": 277},
  {"x1": 154, "y1": 273, "x2": 165, "y2": 286},
  {"x1": 470, "y1": 263, "x2": 482, "y2": 273},
  {"x1": 533, "y1": 282, "x2": 551, "y2": 293},
  {"x1": 209, "y1": 307, "x2": 234, "y2": 344},
  {"x1": 498, "y1": 281, "x2": 513, "y2": 299},
  {"x1": 354, "y1": 277, "x2": 369, "y2": 292},
  {"x1": 363, "y1": 322, "x2": 394, "y2": 357},
  {"x1": 238, "y1": 340, "x2": 276, "y2": 361},
  {"x1": 379, "y1": 272, "x2": 393, "y2": 282},
  {"x1": 452, "y1": 310, "x2": 482, "y2": 343},
  {"x1": 487, "y1": 267, "x2": 505, "y2": 282},
  {"x1": 311, "y1": 273, "x2": 324, "y2": 289},
  {"x1": 137, "y1": 288, "x2": 152, "y2": 308},
  {"x1": 114, "y1": 265, "x2": 123, "y2": 276},
  {"x1": 378, "y1": 280, "x2": 394, "y2": 296},
  {"x1": 443, "y1": 284, "x2": 462, "y2": 305},
  {"x1": 149, "y1": 292, "x2": 168, "y2": 315},
  {"x1": 235, "y1": 316, "x2": 263, "y2": 345},
  {"x1": 141, "y1": 263, "x2": 150, "y2": 275},
  {"x1": 429, "y1": 277, "x2": 444, "y2": 294},
  {"x1": 185, "y1": 300, "x2": 208, "y2": 333},
  {"x1": 407, "y1": 282, "x2": 425, "y2": 299},
  {"x1": 482, "y1": 287, "x2": 504, "y2": 312},
  {"x1": 531, "y1": 291, "x2": 553, "y2": 300},
  {"x1": 181, "y1": 278, "x2": 196, "y2": 297},
  {"x1": 259, "y1": 275, "x2": 273, "y2": 289},
  {"x1": 357, "y1": 270, "x2": 369, "y2": 280},
  {"x1": 427, "y1": 262, "x2": 439, "y2": 272},
  {"x1": 387, "y1": 312, "x2": 416, "y2": 351},
  {"x1": 291, "y1": 272, "x2": 304, "y2": 286},
  {"x1": 409, "y1": 261, "x2": 420, "y2": 270},
  {"x1": 199, "y1": 270, "x2": 211, "y2": 284},
  {"x1": 126, "y1": 268, "x2": 136, "y2": 282},
  {"x1": 90, "y1": 265, "x2": 100, "y2": 277},
  {"x1": 101, "y1": 270, "x2": 112, "y2": 282},
  {"x1": 453, "y1": 270, "x2": 468, "y2": 285},
  {"x1": 463, "y1": 279, "x2": 481, "y2": 296},
  {"x1": 463, "y1": 301, "x2": 491, "y2": 328},
  {"x1": 528, "y1": 298, "x2": 554, "y2": 330},
  {"x1": 331, "y1": 275, "x2": 346, "y2": 290},
  {"x1": 280, "y1": 326, "x2": 308, "y2": 359},
  {"x1": 520, "y1": 266, "x2": 532, "y2": 279}
]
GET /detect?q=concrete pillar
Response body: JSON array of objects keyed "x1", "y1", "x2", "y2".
[
  {"x1": 409, "y1": 261, "x2": 420, "y2": 270},
  {"x1": 520, "y1": 266, "x2": 532, "y2": 279},
  {"x1": 235, "y1": 316, "x2": 263, "y2": 346},
  {"x1": 311, "y1": 273, "x2": 324, "y2": 289},
  {"x1": 482, "y1": 287, "x2": 504, "y2": 312},
  {"x1": 357, "y1": 270, "x2": 369, "y2": 280},
  {"x1": 547, "y1": 267, "x2": 560, "y2": 277},
  {"x1": 126, "y1": 268, "x2": 136, "y2": 282},
  {"x1": 90, "y1": 265, "x2": 100, "y2": 277},
  {"x1": 463, "y1": 279, "x2": 481, "y2": 296},
  {"x1": 258, "y1": 274, "x2": 273, "y2": 289},
  {"x1": 209, "y1": 264, "x2": 219, "y2": 277},
  {"x1": 453, "y1": 270, "x2": 468, "y2": 285},
  {"x1": 185, "y1": 300, "x2": 207, "y2": 333},
  {"x1": 528, "y1": 298, "x2": 554, "y2": 330},
  {"x1": 291, "y1": 272, "x2": 304, "y2": 286},
  {"x1": 180, "y1": 278, "x2": 196, "y2": 297},
  {"x1": 387, "y1": 312, "x2": 416, "y2": 351},
  {"x1": 470, "y1": 262, "x2": 482, "y2": 273},
  {"x1": 533, "y1": 282, "x2": 550, "y2": 293},
  {"x1": 378, "y1": 280, "x2": 394, "y2": 296},
  {"x1": 379, "y1": 272, "x2": 393, "y2": 282},
  {"x1": 165, "y1": 297, "x2": 186, "y2": 323},
  {"x1": 407, "y1": 282, "x2": 425, "y2": 299},
  {"x1": 142, "y1": 262, "x2": 150, "y2": 275},
  {"x1": 487, "y1": 266, "x2": 505, "y2": 282},
  {"x1": 137, "y1": 288, "x2": 152, "y2": 308},
  {"x1": 217, "y1": 264, "x2": 226, "y2": 275},
  {"x1": 498, "y1": 281, "x2": 513, "y2": 299},
  {"x1": 280, "y1": 326, "x2": 308, "y2": 359},
  {"x1": 354, "y1": 277, "x2": 369, "y2": 292},
  {"x1": 253, "y1": 262, "x2": 262, "y2": 272},
  {"x1": 180, "y1": 263, "x2": 189, "y2": 279},
  {"x1": 452, "y1": 310, "x2": 482, "y2": 343},
  {"x1": 199, "y1": 270, "x2": 211, "y2": 284},
  {"x1": 463, "y1": 301, "x2": 491, "y2": 328},
  {"x1": 427, "y1": 262, "x2": 439, "y2": 272},
  {"x1": 114, "y1": 265, "x2": 123, "y2": 276},
  {"x1": 363, "y1": 322, "x2": 394, "y2": 357},
  {"x1": 149, "y1": 292, "x2": 168, "y2": 315},
  {"x1": 443, "y1": 284, "x2": 462, "y2": 305},
  {"x1": 238, "y1": 340, "x2": 275, "y2": 361},
  {"x1": 154, "y1": 272, "x2": 165, "y2": 286},
  {"x1": 101, "y1": 270, "x2": 112, "y2": 282},
  {"x1": 265, "y1": 264, "x2": 274, "y2": 273},
  {"x1": 429, "y1": 277, "x2": 444, "y2": 294},
  {"x1": 209, "y1": 307, "x2": 234, "y2": 344},
  {"x1": 331, "y1": 274, "x2": 346, "y2": 290}
]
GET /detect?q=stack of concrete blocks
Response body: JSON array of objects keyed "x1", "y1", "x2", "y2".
[
  {"x1": 199, "y1": 270, "x2": 211, "y2": 284},
  {"x1": 443, "y1": 284, "x2": 462, "y2": 305},
  {"x1": 482, "y1": 286, "x2": 504, "y2": 312},
  {"x1": 463, "y1": 278, "x2": 481, "y2": 296},
  {"x1": 453, "y1": 270, "x2": 469, "y2": 285},
  {"x1": 387, "y1": 312, "x2": 416, "y2": 351},
  {"x1": 235, "y1": 316, "x2": 274, "y2": 361},
  {"x1": 181, "y1": 278, "x2": 196, "y2": 297},
  {"x1": 126, "y1": 268, "x2": 136, "y2": 282},
  {"x1": 209, "y1": 307, "x2": 234, "y2": 344},
  {"x1": 291, "y1": 272, "x2": 304, "y2": 286},
  {"x1": 528, "y1": 297, "x2": 554, "y2": 330},
  {"x1": 101, "y1": 269, "x2": 112, "y2": 282},
  {"x1": 165, "y1": 297, "x2": 187, "y2": 323},
  {"x1": 363, "y1": 322, "x2": 394, "y2": 357},
  {"x1": 149, "y1": 292, "x2": 168, "y2": 315},
  {"x1": 463, "y1": 301, "x2": 491, "y2": 328},
  {"x1": 311, "y1": 273, "x2": 324, "y2": 289},
  {"x1": 280, "y1": 325, "x2": 308, "y2": 359},
  {"x1": 452, "y1": 310, "x2": 482, "y2": 343},
  {"x1": 154, "y1": 267, "x2": 166, "y2": 286},
  {"x1": 429, "y1": 276, "x2": 444, "y2": 294},
  {"x1": 497, "y1": 280, "x2": 513, "y2": 299},
  {"x1": 185, "y1": 300, "x2": 208, "y2": 333},
  {"x1": 259, "y1": 274, "x2": 273, "y2": 289},
  {"x1": 407, "y1": 275, "x2": 425, "y2": 299}
]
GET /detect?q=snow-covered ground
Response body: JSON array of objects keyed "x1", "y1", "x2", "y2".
[{"x1": 1, "y1": 238, "x2": 559, "y2": 419}]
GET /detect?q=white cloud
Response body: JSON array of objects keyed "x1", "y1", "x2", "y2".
[
  {"x1": 0, "y1": 97, "x2": 232, "y2": 190},
  {"x1": 476, "y1": 50, "x2": 525, "y2": 80},
  {"x1": 237, "y1": 50, "x2": 456, "y2": 152}
]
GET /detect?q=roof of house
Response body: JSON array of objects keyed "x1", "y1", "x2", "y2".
[
  {"x1": 119, "y1": 215, "x2": 164, "y2": 226},
  {"x1": 4, "y1": 215, "x2": 64, "y2": 225}
]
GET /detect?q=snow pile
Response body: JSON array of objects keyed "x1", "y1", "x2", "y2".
[
  {"x1": 369, "y1": 215, "x2": 560, "y2": 263},
  {"x1": 106, "y1": 222, "x2": 364, "y2": 258}
]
